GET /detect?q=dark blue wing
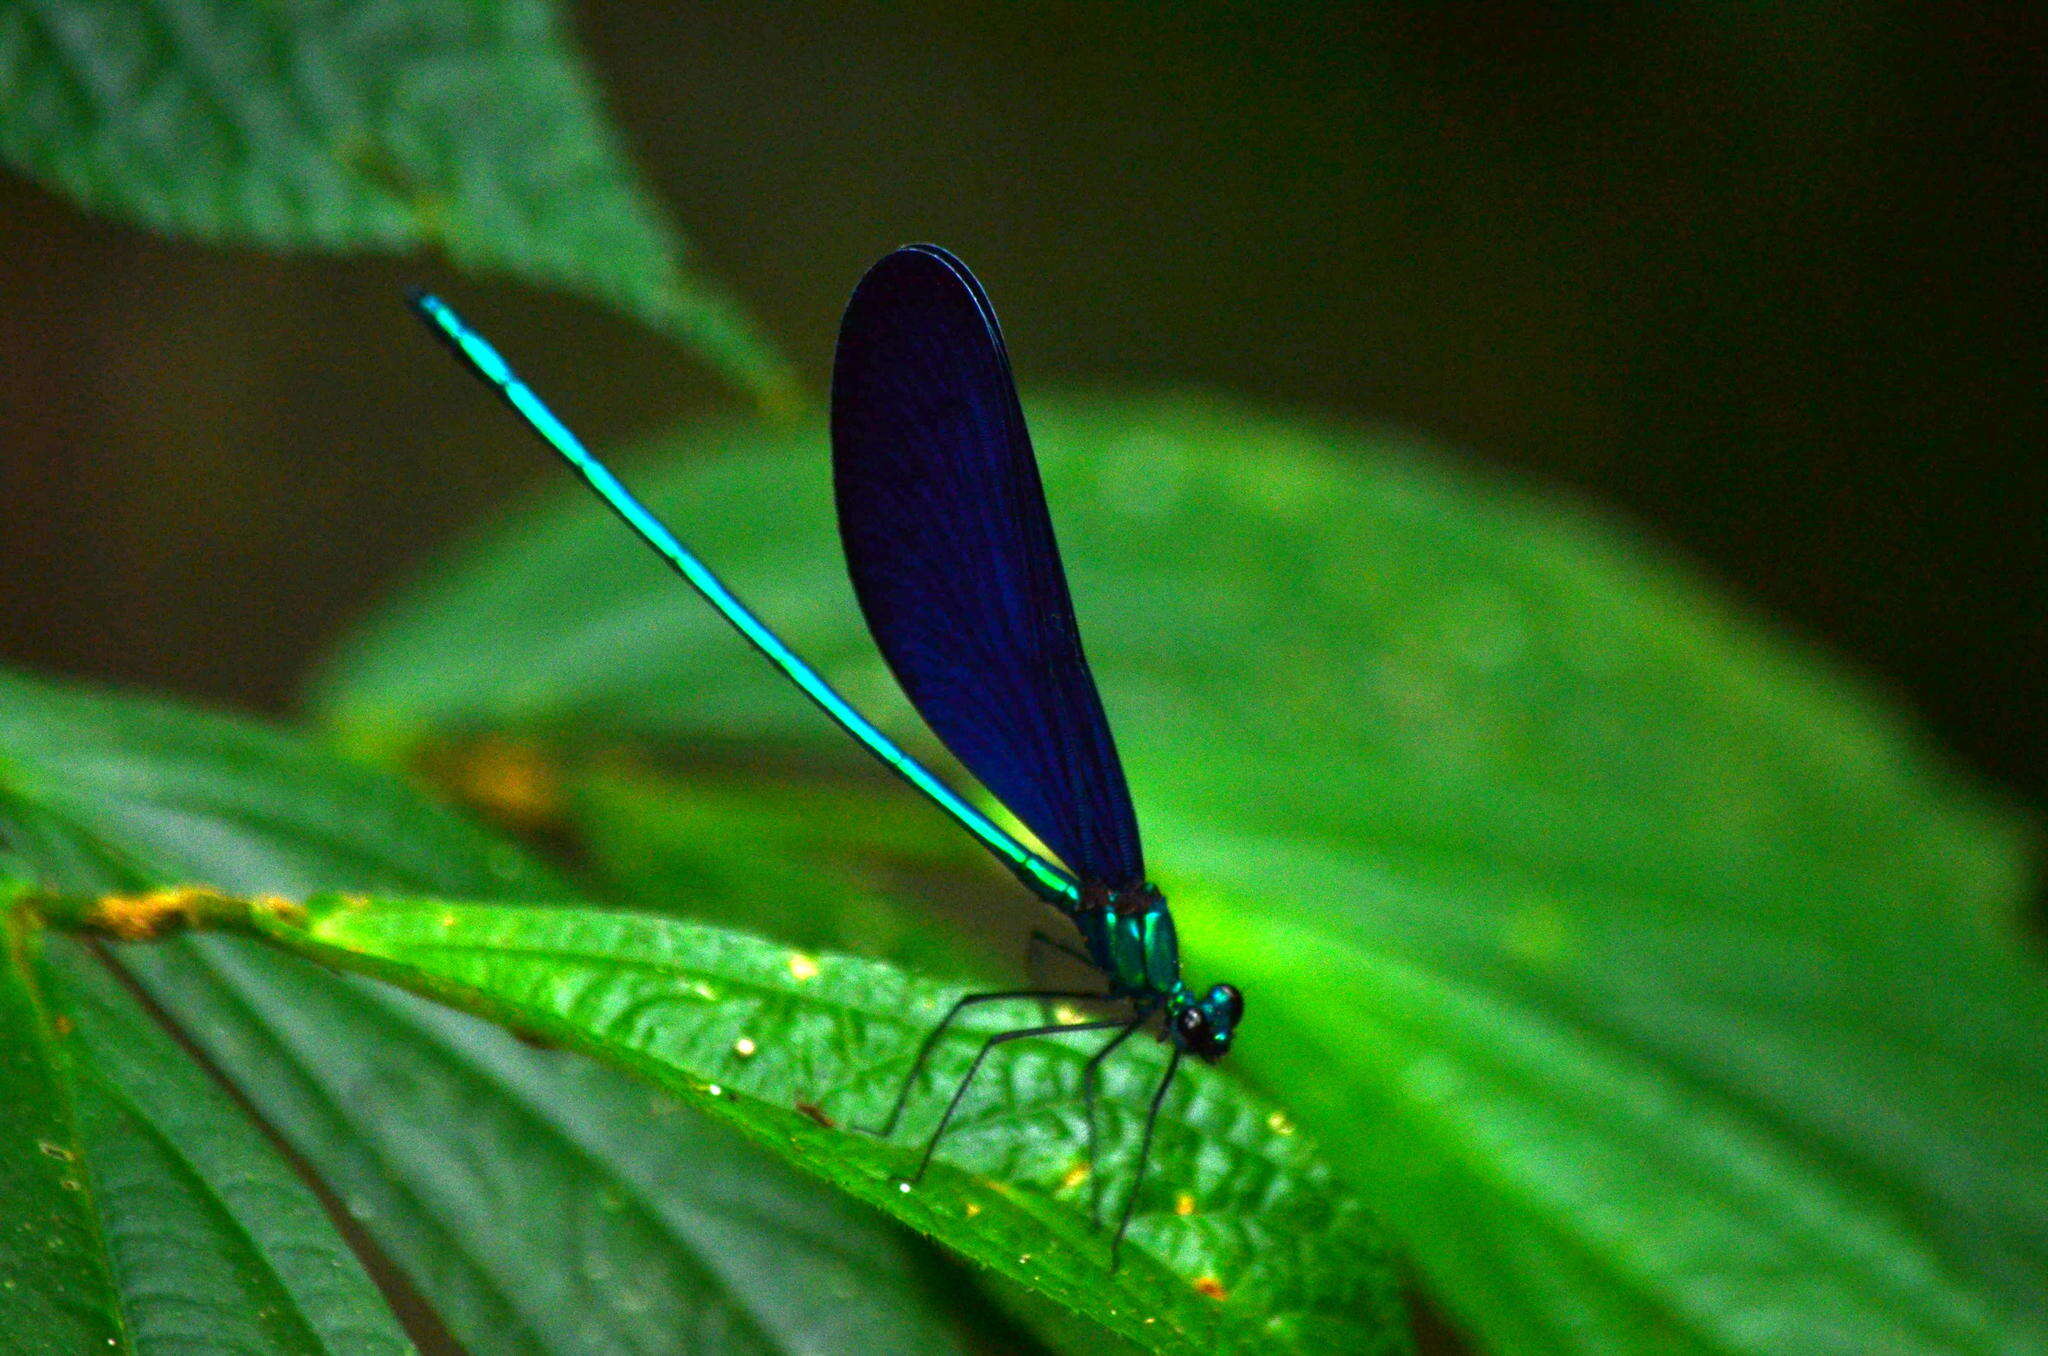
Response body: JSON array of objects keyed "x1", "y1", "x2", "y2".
[{"x1": 831, "y1": 244, "x2": 1144, "y2": 888}]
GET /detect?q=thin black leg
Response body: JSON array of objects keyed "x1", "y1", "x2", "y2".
[
  {"x1": 1109, "y1": 1045, "x2": 1183, "y2": 1271},
  {"x1": 910, "y1": 1017, "x2": 1131, "y2": 1184},
  {"x1": 865, "y1": 988, "x2": 1107, "y2": 1138},
  {"x1": 1081, "y1": 1020, "x2": 1142, "y2": 1228},
  {"x1": 1025, "y1": 928, "x2": 1095, "y2": 986},
  {"x1": 1025, "y1": 929, "x2": 1101, "y2": 1020}
]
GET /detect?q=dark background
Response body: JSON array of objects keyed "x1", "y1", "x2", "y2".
[{"x1": 2, "y1": 7, "x2": 2042, "y2": 820}]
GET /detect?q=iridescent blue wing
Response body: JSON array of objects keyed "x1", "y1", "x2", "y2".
[{"x1": 831, "y1": 245, "x2": 1144, "y2": 888}]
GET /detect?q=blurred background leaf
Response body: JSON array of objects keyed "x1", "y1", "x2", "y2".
[
  {"x1": 0, "y1": 0, "x2": 791, "y2": 403},
  {"x1": 567, "y1": 763, "x2": 1008, "y2": 984},
  {"x1": 1, "y1": 6, "x2": 2036, "y2": 823},
  {"x1": 314, "y1": 396, "x2": 2031, "y2": 929},
  {"x1": 311, "y1": 399, "x2": 2046, "y2": 1352},
  {"x1": 0, "y1": 669, "x2": 997, "y2": 1354}
]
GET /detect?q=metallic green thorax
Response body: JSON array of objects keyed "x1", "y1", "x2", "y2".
[
  {"x1": 1079, "y1": 883, "x2": 1242, "y2": 1061},
  {"x1": 1100, "y1": 891, "x2": 1181, "y2": 996}
]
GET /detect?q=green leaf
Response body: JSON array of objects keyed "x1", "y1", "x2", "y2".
[
  {"x1": 127, "y1": 939, "x2": 987, "y2": 1356},
  {"x1": 312, "y1": 395, "x2": 2047, "y2": 1352},
  {"x1": 1166, "y1": 831, "x2": 2048, "y2": 1353},
  {"x1": 0, "y1": 668, "x2": 555, "y2": 903},
  {"x1": 2, "y1": 905, "x2": 414, "y2": 1354},
  {"x1": 0, "y1": 902, "x2": 119, "y2": 1353},
  {"x1": 217, "y1": 890, "x2": 1406, "y2": 1356},
  {"x1": 564, "y1": 766, "x2": 1164, "y2": 1354},
  {"x1": 0, "y1": 668, "x2": 983, "y2": 1353},
  {"x1": 0, "y1": 0, "x2": 791, "y2": 404}
]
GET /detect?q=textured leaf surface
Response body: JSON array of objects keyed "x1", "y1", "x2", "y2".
[
  {"x1": 313, "y1": 395, "x2": 2048, "y2": 1353},
  {"x1": 566, "y1": 768, "x2": 1173, "y2": 1355},
  {"x1": 129, "y1": 939, "x2": 982, "y2": 1356},
  {"x1": 239, "y1": 892, "x2": 1404, "y2": 1356},
  {"x1": 0, "y1": 904, "x2": 119, "y2": 1353},
  {"x1": 0, "y1": 669, "x2": 979, "y2": 1354},
  {"x1": 0, "y1": 0, "x2": 789, "y2": 402},
  {"x1": 1, "y1": 905, "x2": 413, "y2": 1354}
]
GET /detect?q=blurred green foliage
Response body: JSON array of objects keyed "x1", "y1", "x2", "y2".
[
  {"x1": 312, "y1": 400, "x2": 2048, "y2": 1352},
  {"x1": 0, "y1": 2, "x2": 2042, "y2": 1354}
]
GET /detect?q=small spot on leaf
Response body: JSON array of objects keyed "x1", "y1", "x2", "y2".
[
  {"x1": 788, "y1": 952, "x2": 820, "y2": 981},
  {"x1": 1194, "y1": 1276, "x2": 1228, "y2": 1301},
  {"x1": 88, "y1": 885, "x2": 220, "y2": 939},
  {"x1": 254, "y1": 893, "x2": 307, "y2": 927},
  {"x1": 1175, "y1": 1192, "x2": 1196, "y2": 1216}
]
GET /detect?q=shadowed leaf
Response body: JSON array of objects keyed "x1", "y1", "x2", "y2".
[{"x1": 1, "y1": 904, "x2": 412, "y2": 1354}]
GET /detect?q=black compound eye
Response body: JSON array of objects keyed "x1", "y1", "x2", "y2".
[{"x1": 1175, "y1": 1007, "x2": 1207, "y2": 1038}]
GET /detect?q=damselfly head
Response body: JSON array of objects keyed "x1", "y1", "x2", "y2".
[{"x1": 1170, "y1": 982, "x2": 1245, "y2": 1062}]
